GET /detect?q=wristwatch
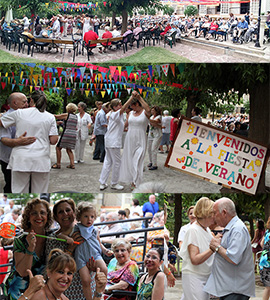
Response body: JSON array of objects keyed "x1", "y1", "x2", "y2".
[
  {"x1": 215, "y1": 245, "x2": 221, "y2": 253},
  {"x1": 94, "y1": 291, "x2": 103, "y2": 298}
]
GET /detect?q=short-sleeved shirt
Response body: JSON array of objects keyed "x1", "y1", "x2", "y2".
[
  {"x1": 162, "y1": 116, "x2": 172, "y2": 134},
  {"x1": 204, "y1": 216, "x2": 255, "y2": 297},
  {"x1": 76, "y1": 112, "x2": 92, "y2": 140},
  {"x1": 93, "y1": 109, "x2": 107, "y2": 136},
  {"x1": 148, "y1": 115, "x2": 162, "y2": 140},
  {"x1": 104, "y1": 110, "x2": 124, "y2": 148},
  {"x1": 84, "y1": 30, "x2": 99, "y2": 46},
  {"x1": 177, "y1": 223, "x2": 191, "y2": 243},
  {"x1": 142, "y1": 202, "x2": 159, "y2": 217},
  {"x1": 0, "y1": 108, "x2": 16, "y2": 163},
  {"x1": 179, "y1": 222, "x2": 214, "y2": 276},
  {"x1": 1, "y1": 107, "x2": 58, "y2": 172}
]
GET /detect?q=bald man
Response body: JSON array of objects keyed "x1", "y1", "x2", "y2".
[
  {"x1": 0, "y1": 93, "x2": 36, "y2": 192},
  {"x1": 204, "y1": 197, "x2": 255, "y2": 300}
]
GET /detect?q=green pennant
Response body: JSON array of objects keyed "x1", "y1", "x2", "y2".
[
  {"x1": 126, "y1": 66, "x2": 134, "y2": 77},
  {"x1": 177, "y1": 63, "x2": 185, "y2": 74}
]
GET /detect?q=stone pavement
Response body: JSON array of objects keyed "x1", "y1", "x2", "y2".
[
  {"x1": 165, "y1": 275, "x2": 265, "y2": 300},
  {"x1": 0, "y1": 32, "x2": 269, "y2": 63},
  {"x1": 1, "y1": 136, "x2": 269, "y2": 193}
]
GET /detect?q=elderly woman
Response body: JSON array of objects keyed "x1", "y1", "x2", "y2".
[
  {"x1": 52, "y1": 103, "x2": 78, "y2": 169},
  {"x1": 0, "y1": 91, "x2": 58, "y2": 192},
  {"x1": 147, "y1": 106, "x2": 162, "y2": 171},
  {"x1": 75, "y1": 102, "x2": 92, "y2": 164},
  {"x1": 104, "y1": 239, "x2": 139, "y2": 300},
  {"x1": 119, "y1": 91, "x2": 151, "y2": 189},
  {"x1": 4, "y1": 199, "x2": 53, "y2": 300},
  {"x1": 179, "y1": 197, "x2": 215, "y2": 300},
  {"x1": 45, "y1": 198, "x2": 86, "y2": 300},
  {"x1": 137, "y1": 248, "x2": 164, "y2": 300},
  {"x1": 26, "y1": 248, "x2": 107, "y2": 300},
  {"x1": 99, "y1": 93, "x2": 136, "y2": 191}
]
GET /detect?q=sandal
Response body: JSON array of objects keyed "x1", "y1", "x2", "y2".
[
  {"x1": 52, "y1": 163, "x2": 61, "y2": 169},
  {"x1": 66, "y1": 165, "x2": 75, "y2": 169}
]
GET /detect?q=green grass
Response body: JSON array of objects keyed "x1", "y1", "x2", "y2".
[
  {"x1": 0, "y1": 49, "x2": 42, "y2": 63},
  {"x1": 108, "y1": 46, "x2": 192, "y2": 64}
]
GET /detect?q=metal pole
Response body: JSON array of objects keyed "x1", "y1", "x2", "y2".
[{"x1": 255, "y1": 0, "x2": 262, "y2": 47}]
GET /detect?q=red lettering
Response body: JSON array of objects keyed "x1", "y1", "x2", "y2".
[
  {"x1": 205, "y1": 162, "x2": 215, "y2": 173},
  {"x1": 224, "y1": 137, "x2": 232, "y2": 147},
  {"x1": 219, "y1": 168, "x2": 228, "y2": 179},
  {"x1": 217, "y1": 134, "x2": 225, "y2": 143}
]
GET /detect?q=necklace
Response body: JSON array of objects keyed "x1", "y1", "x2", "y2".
[
  {"x1": 197, "y1": 220, "x2": 207, "y2": 231},
  {"x1": 46, "y1": 283, "x2": 62, "y2": 300}
]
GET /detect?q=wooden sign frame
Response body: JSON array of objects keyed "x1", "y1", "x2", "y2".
[{"x1": 165, "y1": 116, "x2": 270, "y2": 195}]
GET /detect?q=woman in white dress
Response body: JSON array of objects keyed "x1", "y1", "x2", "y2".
[
  {"x1": 99, "y1": 94, "x2": 135, "y2": 191},
  {"x1": 179, "y1": 197, "x2": 215, "y2": 300},
  {"x1": 75, "y1": 102, "x2": 92, "y2": 163},
  {"x1": 0, "y1": 91, "x2": 58, "y2": 192},
  {"x1": 147, "y1": 106, "x2": 162, "y2": 170},
  {"x1": 119, "y1": 91, "x2": 151, "y2": 189},
  {"x1": 82, "y1": 14, "x2": 93, "y2": 38}
]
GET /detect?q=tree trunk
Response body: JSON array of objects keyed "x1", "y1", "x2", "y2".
[
  {"x1": 249, "y1": 66, "x2": 270, "y2": 193},
  {"x1": 63, "y1": 93, "x2": 68, "y2": 113},
  {"x1": 111, "y1": 12, "x2": 116, "y2": 30},
  {"x1": 30, "y1": 9, "x2": 35, "y2": 33},
  {"x1": 186, "y1": 94, "x2": 197, "y2": 118},
  {"x1": 121, "y1": 9, "x2": 128, "y2": 34},
  {"x1": 173, "y1": 194, "x2": 182, "y2": 247}
]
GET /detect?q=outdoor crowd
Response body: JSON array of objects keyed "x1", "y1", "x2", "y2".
[
  {"x1": 0, "y1": 195, "x2": 168, "y2": 300},
  {"x1": 0, "y1": 90, "x2": 250, "y2": 193},
  {"x1": 173, "y1": 196, "x2": 270, "y2": 300},
  {"x1": 1, "y1": 10, "x2": 269, "y2": 56}
]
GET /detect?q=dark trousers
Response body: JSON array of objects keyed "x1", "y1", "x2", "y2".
[
  {"x1": 0, "y1": 160, "x2": 12, "y2": 192},
  {"x1": 94, "y1": 25, "x2": 99, "y2": 35},
  {"x1": 220, "y1": 294, "x2": 249, "y2": 300},
  {"x1": 93, "y1": 135, "x2": 105, "y2": 162}
]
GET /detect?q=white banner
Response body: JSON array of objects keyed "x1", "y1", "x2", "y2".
[{"x1": 166, "y1": 117, "x2": 268, "y2": 195}]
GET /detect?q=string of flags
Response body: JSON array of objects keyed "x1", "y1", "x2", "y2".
[{"x1": 0, "y1": 63, "x2": 186, "y2": 98}]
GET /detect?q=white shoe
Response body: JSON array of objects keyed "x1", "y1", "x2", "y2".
[
  {"x1": 111, "y1": 183, "x2": 124, "y2": 190},
  {"x1": 80, "y1": 160, "x2": 84, "y2": 163},
  {"x1": 74, "y1": 160, "x2": 78, "y2": 164},
  {"x1": 100, "y1": 183, "x2": 108, "y2": 190}
]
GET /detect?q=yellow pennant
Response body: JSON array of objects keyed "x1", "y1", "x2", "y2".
[
  {"x1": 101, "y1": 91, "x2": 106, "y2": 98},
  {"x1": 118, "y1": 66, "x2": 122, "y2": 78},
  {"x1": 30, "y1": 86, "x2": 33, "y2": 93},
  {"x1": 20, "y1": 71, "x2": 23, "y2": 80},
  {"x1": 55, "y1": 81, "x2": 58, "y2": 87},
  {"x1": 85, "y1": 90, "x2": 90, "y2": 97},
  {"x1": 87, "y1": 83, "x2": 89, "y2": 89}
]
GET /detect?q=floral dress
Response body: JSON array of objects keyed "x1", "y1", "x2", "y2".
[
  {"x1": 4, "y1": 234, "x2": 46, "y2": 300},
  {"x1": 104, "y1": 258, "x2": 139, "y2": 300},
  {"x1": 260, "y1": 229, "x2": 270, "y2": 286}
]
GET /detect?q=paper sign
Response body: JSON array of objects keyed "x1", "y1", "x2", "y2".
[{"x1": 166, "y1": 117, "x2": 269, "y2": 195}]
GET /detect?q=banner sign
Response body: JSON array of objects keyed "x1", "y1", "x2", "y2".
[{"x1": 165, "y1": 117, "x2": 269, "y2": 195}]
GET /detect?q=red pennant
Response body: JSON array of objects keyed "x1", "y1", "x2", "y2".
[
  {"x1": 1, "y1": 82, "x2": 6, "y2": 90},
  {"x1": 57, "y1": 68, "x2": 63, "y2": 77}
]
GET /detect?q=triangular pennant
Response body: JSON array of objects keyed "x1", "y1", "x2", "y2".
[
  {"x1": 57, "y1": 68, "x2": 63, "y2": 77},
  {"x1": 148, "y1": 65, "x2": 153, "y2": 79},
  {"x1": 101, "y1": 91, "x2": 106, "y2": 98},
  {"x1": 170, "y1": 64, "x2": 175, "y2": 77},
  {"x1": 109, "y1": 66, "x2": 117, "y2": 77},
  {"x1": 156, "y1": 65, "x2": 161, "y2": 77},
  {"x1": 66, "y1": 88, "x2": 72, "y2": 96},
  {"x1": 161, "y1": 64, "x2": 169, "y2": 76},
  {"x1": 178, "y1": 63, "x2": 185, "y2": 74},
  {"x1": 1, "y1": 82, "x2": 6, "y2": 90},
  {"x1": 85, "y1": 90, "x2": 90, "y2": 97},
  {"x1": 126, "y1": 66, "x2": 134, "y2": 77}
]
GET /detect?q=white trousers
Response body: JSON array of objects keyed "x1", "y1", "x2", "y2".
[
  {"x1": 75, "y1": 137, "x2": 87, "y2": 161},
  {"x1": 12, "y1": 171, "x2": 50, "y2": 193},
  {"x1": 148, "y1": 135, "x2": 162, "y2": 166},
  {"x1": 99, "y1": 148, "x2": 121, "y2": 185},
  {"x1": 181, "y1": 273, "x2": 210, "y2": 300}
]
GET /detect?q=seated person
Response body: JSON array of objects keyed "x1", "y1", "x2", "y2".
[
  {"x1": 205, "y1": 20, "x2": 219, "y2": 40},
  {"x1": 196, "y1": 19, "x2": 210, "y2": 38},
  {"x1": 185, "y1": 18, "x2": 200, "y2": 37},
  {"x1": 123, "y1": 25, "x2": 133, "y2": 42},
  {"x1": 49, "y1": 15, "x2": 61, "y2": 39},
  {"x1": 22, "y1": 28, "x2": 35, "y2": 43},
  {"x1": 160, "y1": 22, "x2": 171, "y2": 37},
  {"x1": 112, "y1": 25, "x2": 121, "y2": 38},
  {"x1": 245, "y1": 19, "x2": 258, "y2": 42},
  {"x1": 104, "y1": 239, "x2": 139, "y2": 300},
  {"x1": 100, "y1": 26, "x2": 112, "y2": 53},
  {"x1": 233, "y1": 17, "x2": 248, "y2": 41},
  {"x1": 133, "y1": 23, "x2": 143, "y2": 40},
  {"x1": 84, "y1": 29, "x2": 99, "y2": 55},
  {"x1": 216, "y1": 20, "x2": 229, "y2": 42}
]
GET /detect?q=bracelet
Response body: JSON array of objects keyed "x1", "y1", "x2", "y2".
[
  {"x1": 94, "y1": 291, "x2": 103, "y2": 298},
  {"x1": 167, "y1": 271, "x2": 172, "y2": 276},
  {"x1": 21, "y1": 294, "x2": 29, "y2": 300},
  {"x1": 25, "y1": 249, "x2": 35, "y2": 255}
]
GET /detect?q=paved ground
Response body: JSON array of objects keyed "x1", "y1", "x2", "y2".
[
  {"x1": 1, "y1": 31, "x2": 269, "y2": 63},
  {"x1": 0, "y1": 136, "x2": 269, "y2": 193},
  {"x1": 165, "y1": 274, "x2": 265, "y2": 300}
]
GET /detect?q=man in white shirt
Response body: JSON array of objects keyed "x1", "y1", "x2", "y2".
[
  {"x1": 100, "y1": 212, "x2": 123, "y2": 244},
  {"x1": 23, "y1": 15, "x2": 30, "y2": 30}
]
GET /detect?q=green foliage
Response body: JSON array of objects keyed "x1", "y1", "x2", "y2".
[
  {"x1": 44, "y1": 91, "x2": 63, "y2": 114},
  {"x1": 184, "y1": 5, "x2": 198, "y2": 16},
  {"x1": 162, "y1": 5, "x2": 175, "y2": 16},
  {"x1": 147, "y1": 8, "x2": 156, "y2": 16},
  {"x1": 50, "y1": 193, "x2": 95, "y2": 204},
  {"x1": 138, "y1": 10, "x2": 145, "y2": 15}
]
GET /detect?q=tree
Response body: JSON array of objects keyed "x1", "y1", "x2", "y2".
[
  {"x1": 184, "y1": 5, "x2": 198, "y2": 16},
  {"x1": 97, "y1": 0, "x2": 162, "y2": 33},
  {"x1": 0, "y1": 0, "x2": 59, "y2": 30},
  {"x1": 162, "y1": 5, "x2": 175, "y2": 16}
]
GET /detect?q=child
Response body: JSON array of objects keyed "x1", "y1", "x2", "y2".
[{"x1": 59, "y1": 202, "x2": 112, "y2": 300}]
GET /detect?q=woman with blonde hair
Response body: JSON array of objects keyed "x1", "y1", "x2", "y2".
[
  {"x1": 52, "y1": 103, "x2": 78, "y2": 169},
  {"x1": 179, "y1": 197, "x2": 215, "y2": 300},
  {"x1": 99, "y1": 94, "x2": 135, "y2": 190}
]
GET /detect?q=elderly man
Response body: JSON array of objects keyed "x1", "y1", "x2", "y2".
[
  {"x1": 204, "y1": 197, "x2": 255, "y2": 300},
  {"x1": 142, "y1": 194, "x2": 159, "y2": 225},
  {"x1": 50, "y1": 15, "x2": 60, "y2": 38},
  {"x1": 93, "y1": 102, "x2": 110, "y2": 166},
  {"x1": 100, "y1": 212, "x2": 123, "y2": 244},
  {"x1": 0, "y1": 93, "x2": 35, "y2": 192}
]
